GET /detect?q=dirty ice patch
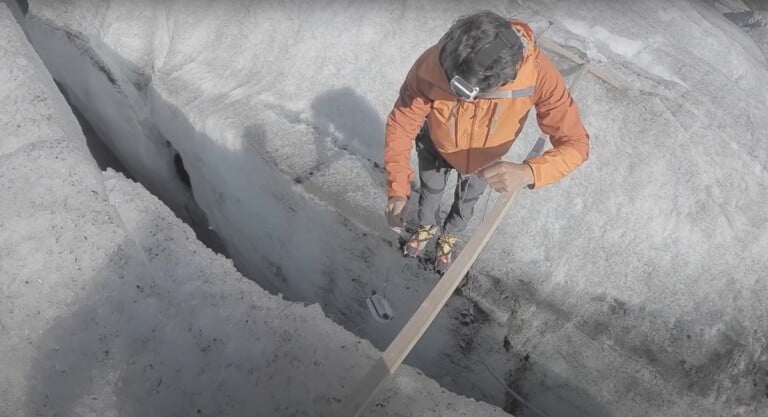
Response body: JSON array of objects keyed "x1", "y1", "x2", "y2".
[
  {"x1": 560, "y1": 17, "x2": 687, "y2": 86},
  {"x1": 561, "y1": 18, "x2": 644, "y2": 57}
]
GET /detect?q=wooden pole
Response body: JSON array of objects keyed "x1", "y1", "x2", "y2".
[
  {"x1": 341, "y1": 189, "x2": 521, "y2": 417},
  {"x1": 537, "y1": 37, "x2": 624, "y2": 90}
]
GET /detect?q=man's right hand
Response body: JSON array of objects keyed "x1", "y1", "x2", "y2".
[{"x1": 386, "y1": 197, "x2": 407, "y2": 234}]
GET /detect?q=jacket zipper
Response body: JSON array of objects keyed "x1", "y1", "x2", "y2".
[
  {"x1": 483, "y1": 102, "x2": 499, "y2": 148},
  {"x1": 449, "y1": 102, "x2": 459, "y2": 148},
  {"x1": 467, "y1": 103, "x2": 478, "y2": 172}
]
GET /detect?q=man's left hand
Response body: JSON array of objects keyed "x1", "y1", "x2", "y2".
[{"x1": 478, "y1": 161, "x2": 535, "y2": 193}]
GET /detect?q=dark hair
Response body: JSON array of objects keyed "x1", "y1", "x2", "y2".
[{"x1": 439, "y1": 11, "x2": 524, "y2": 92}]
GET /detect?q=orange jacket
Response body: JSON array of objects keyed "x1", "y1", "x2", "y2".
[{"x1": 384, "y1": 20, "x2": 590, "y2": 198}]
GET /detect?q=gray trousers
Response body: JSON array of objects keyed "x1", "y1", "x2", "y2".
[{"x1": 415, "y1": 127, "x2": 488, "y2": 235}]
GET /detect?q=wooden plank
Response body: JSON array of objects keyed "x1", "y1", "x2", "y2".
[
  {"x1": 538, "y1": 37, "x2": 624, "y2": 89},
  {"x1": 341, "y1": 189, "x2": 521, "y2": 417}
]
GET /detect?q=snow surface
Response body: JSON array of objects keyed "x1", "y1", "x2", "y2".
[
  {"x1": 6, "y1": 0, "x2": 768, "y2": 416},
  {"x1": 0, "y1": 4, "x2": 508, "y2": 416}
]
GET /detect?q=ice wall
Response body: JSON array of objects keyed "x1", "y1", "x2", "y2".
[
  {"x1": 20, "y1": 0, "x2": 768, "y2": 416},
  {"x1": 0, "y1": 4, "x2": 509, "y2": 416}
]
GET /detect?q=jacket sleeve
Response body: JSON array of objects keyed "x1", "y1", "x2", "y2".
[
  {"x1": 525, "y1": 48, "x2": 590, "y2": 188},
  {"x1": 384, "y1": 58, "x2": 433, "y2": 198}
]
